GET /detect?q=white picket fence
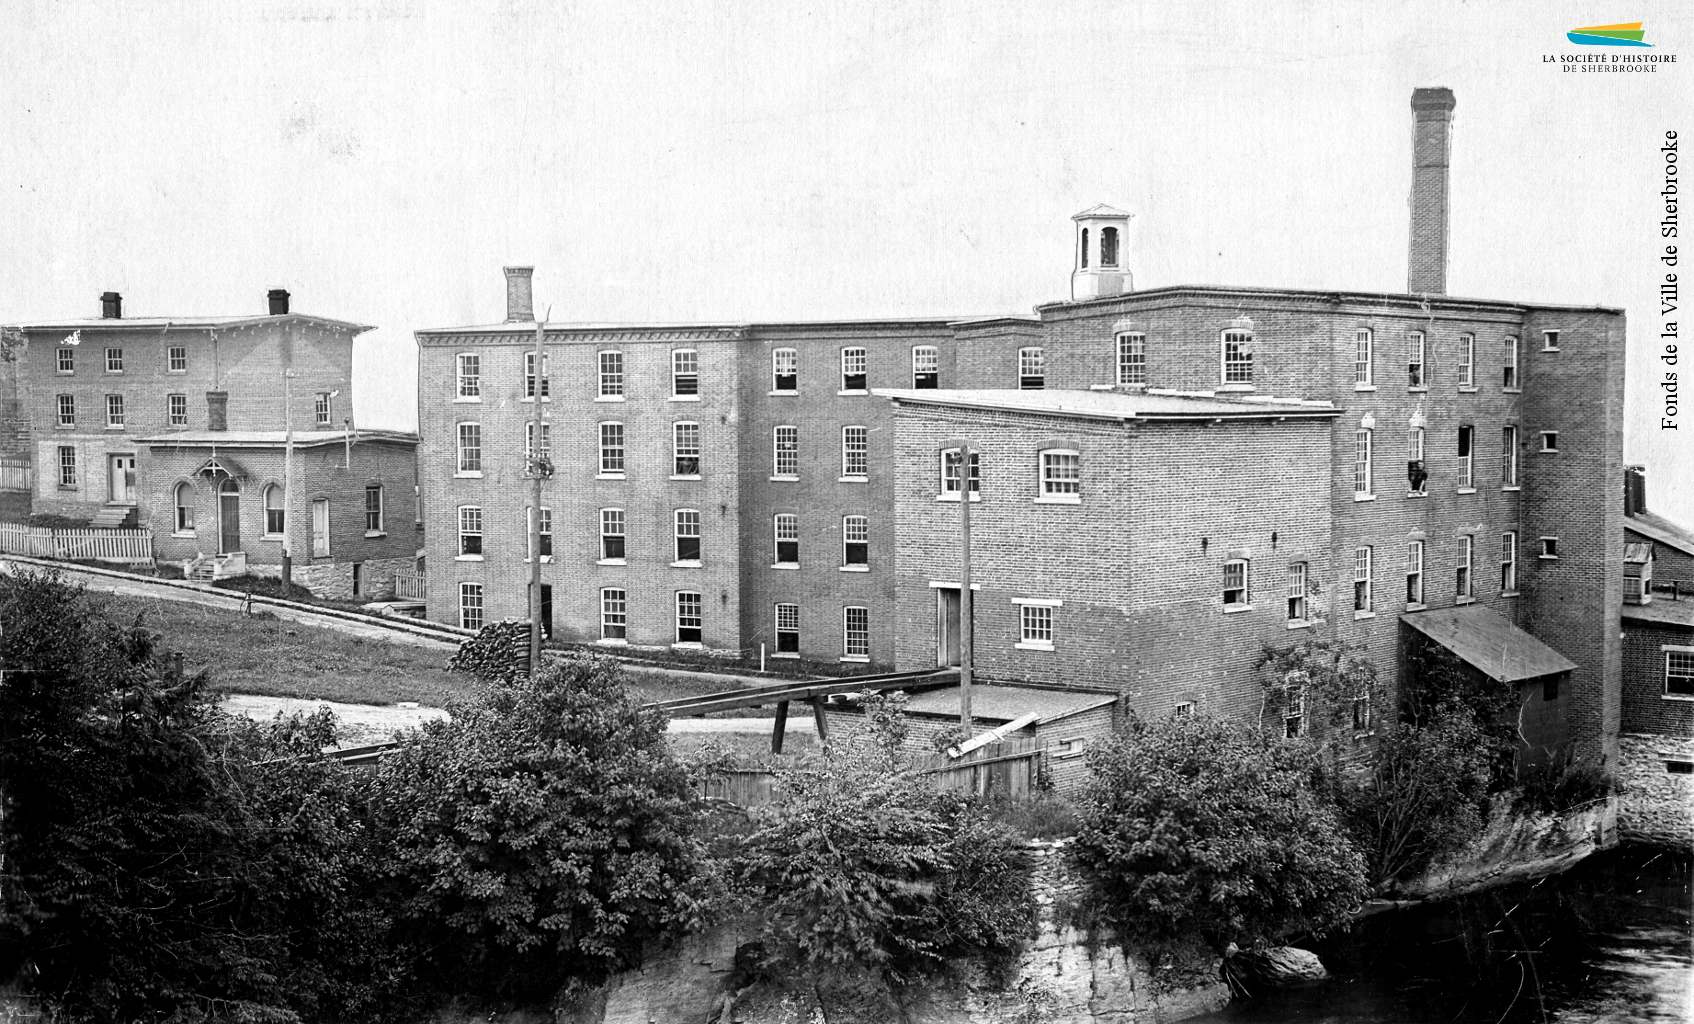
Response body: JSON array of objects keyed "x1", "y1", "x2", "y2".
[
  {"x1": 394, "y1": 570, "x2": 426, "y2": 600},
  {"x1": 0, "y1": 522, "x2": 154, "y2": 564}
]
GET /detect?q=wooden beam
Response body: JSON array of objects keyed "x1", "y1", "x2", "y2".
[
  {"x1": 811, "y1": 698, "x2": 830, "y2": 743},
  {"x1": 771, "y1": 700, "x2": 789, "y2": 754}
]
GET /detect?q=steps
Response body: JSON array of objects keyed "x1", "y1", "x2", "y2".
[{"x1": 89, "y1": 505, "x2": 135, "y2": 529}]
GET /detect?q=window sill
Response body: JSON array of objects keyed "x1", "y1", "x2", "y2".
[
  {"x1": 1354, "y1": 383, "x2": 1377, "y2": 392},
  {"x1": 1455, "y1": 596, "x2": 1476, "y2": 605},
  {"x1": 518, "y1": 396, "x2": 553, "y2": 404},
  {"x1": 1542, "y1": 347, "x2": 1561, "y2": 354},
  {"x1": 53, "y1": 424, "x2": 73, "y2": 430},
  {"x1": 594, "y1": 395, "x2": 626, "y2": 403},
  {"x1": 1406, "y1": 602, "x2": 1427, "y2": 612},
  {"x1": 262, "y1": 533, "x2": 284, "y2": 542},
  {"x1": 669, "y1": 394, "x2": 700, "y2": 403},
  {"x1": 837, "y1": 389, "x2": 869, "y2": 397},
  {"x1": 1222, "y1": 604, "x2": 1253, "y2": 614},
  {"x1": 770, "y1": 563, "x2": 799, "y2": 571},
  {"x1": 1456, "y1": 487, "x2": 1477, "y2": 495},
  {"x1": 670, "y1": 560, "x2": 702, "y2": 569},
  {"x1": 839, "y1": 655, "x2": 870, "y2": 664},
  {"x1": 365, "y1": 530, "x2": 387, "y2": 539},
  {"x1": 1501, "y1": 590, "x2": 1520, "y2": 598},
  {"x1": 1287, "y1": 619, "x2": 1313, "y2": 630},
  {"x1": 1503, "y1": 387, "x2": 1522, "y2": 394},
  {"x1": 522, "y1": 556, "x2": 555, "y2": 564},
  {"x1": 171, "y1": 530, "x2": 195, "y2": 539},
  {"x1": 770, "y1": 651, "x2": 800, "y2": 660},
  {"x1": 1354, "y1": 610, "x2": 1377, "y2": 621},
  {"x1": 597, "y1": 557, "x2": 626, "y2": 566},
  {"x1": 104, "y1": 425, "x2": 126, "y2": 431},
  {"x1": 55, "y1": 371, "x2": 73, "y2": 376},
  {"x1": 1218, "y1": 384, "x2": 1256, "y2": 392},
  {"x1": 1034, "y1": 495, "x2": 1082, "y2": 505},
  {"x1": 1541, "y1": 449, "x2": 1560, "y2": 455},
  {"x1": 1407, "y1": 386, "x2": 1428, "y2": 393},
  {"x1": 1406, "y1": 491, "x2": 1427, "y2": 499},
  {"x1": 1538, "y1": 555, "x2": 1560, "y2": 561},
  {"x1": 596, "y1": 473, "x2": 627, "y2": 481},
  {"x1": 1354, "y1": 493, "x2": 1376, "y2": 502},
  {"x1": 1663, "y1": 694, "x2": 1694, "y2": 702},
  {"x1": 839, "y1": 564, "x2": 869, "y2": 572},
  {"x1": 597, "y1": 638, "x2": 629, "y2": 647},
  {"x1": 838, "y1": 475, "x2": 868, "y2": 484},
  {"x1": 1502, "y1": 485, "x2": 1521, "y2": 492},
  {"x1": 669, "y1": 474, "x2": 702, "y2": 482},
  {"x1": 1458, "y1": 386, "x2": 1478, "y2": 393},
  {"x1": 452, "y1": 396, "x2": 482, "y2": 404},
  {"x1": 455, "y1": 555, "x2": 485, "y2": 562},
  {"x1": 769, "y1": 475, "x2": 799, "y2": 483},
  {"x1": 673, "y1": 642, "x2": 705, "y2": 651},
  {"x1": 767, "y1": 390, "x2": 798, "y2": 398},
  {"x1": 1014, "y1": 641, "x2": 1055, "y2": 652},
  {"x1": 454, "y1": 471, "x2": 483, "y2": 479},
  {"x1": 935, "y1": 493, "x2": 981, "y2": 503}
]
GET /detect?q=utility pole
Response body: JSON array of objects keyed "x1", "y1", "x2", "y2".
[
  {"x1": 281, "y1": 365, "x2": 294, "y2": 595},
  {"x1": 959, "y1": 443, "x2": 973, "y2": 733},
  {"x1": 528, "y1": 310, "x2": 551, "y2": 676}
]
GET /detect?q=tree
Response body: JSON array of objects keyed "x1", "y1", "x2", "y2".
[
  {"x1": 368, "y1": 653, "x2": 705, "y2": 1001},
  {"x1": 1072, "y1": 714, "x2": 1369, "y2": 955}
]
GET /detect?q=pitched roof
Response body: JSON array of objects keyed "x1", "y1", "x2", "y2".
[
  {"x1": 1401, "y1": 605, "x2": 1578, "y2": 684},
  {"x1": 1626, "y1": 512, "x2": 1694, "y2": 558},
  {"x1": 1073, "y1": 203, "x2": 1130, "y2": 219},
  {"x1": 874, "y1": 387, "x2": 1339, "y2": 422},
  {"x1": 896, "y1": 684, "x2": 1117, "y2": 724},
  {"x1": 12, "y1": 313, "x2": 373, "y2": 334}
]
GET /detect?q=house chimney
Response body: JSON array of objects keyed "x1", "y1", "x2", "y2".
[
  {"x1": 100, "y1": 291, "x2": 122, "y2": 319},
  {"x1": 1408, "y1": 87, "x2": 1456, "y2": 295},
  {"x1": 268, "y1": 289, "x2": 291, "y2": 315},
  {"x1": 206, "y1": 391, "x2": 228, "y2": 431},
  {"x1": 504, "y1": 266, "x2": 535, "y2": 322},
  {"x1": 1625, "y1": 464, "x2": 1647, "y2": 517}
]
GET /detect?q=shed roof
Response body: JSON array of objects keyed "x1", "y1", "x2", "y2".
[
  {"x1": 1400, "y1": 605, "x2": 1578, "y2": 684},
  {"x1": 894, "y1": 684, "x2": 1117, "y2": 724},
  {"x1": 1622, "y1": 601, "x2": 1694, "y2": 629},
  {"x1": 874, "y1": 388, "x2": 1338, "y2": 422},
  {"x1": 1626, "y1": 512, "x2": 1694, "y2": 558}
]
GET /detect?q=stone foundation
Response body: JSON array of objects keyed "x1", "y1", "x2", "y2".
[
  {"x1": 1617, "y1": 733, "x2": 1694, "y2": 848},
  {"x1": 291, "y1": 556, "x2": 415, "y2": 602}
]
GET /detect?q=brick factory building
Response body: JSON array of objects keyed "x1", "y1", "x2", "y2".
[{"x1": 416, "y1": 87, "x2": 1628, "y2": 766}]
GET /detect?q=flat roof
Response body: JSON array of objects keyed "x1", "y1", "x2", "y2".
[
  {"x1": 1401, "y1": 605, "x2": 1578, "y2": 684},
  {"x1": 1035, "y1": 283, "x2": 1625, "y2": 317},
  {"x1": 896, "y1": 684, "x2": 1117, "y2": 724},
  {"x1": 13, "y1": 313, "x2": 374, "y2": 334},
  {"x1": 414, "y1": 315, "x2": 997, "y2": 338},
  {"x1": 1626, "y1": 512, "x2": 1694, "y2": 558},
  {"x1": 1622, "y1": 601, "x2": 1694, "y2": 630},
  {"x1": 135, "y1": 429, "x2": 418, "y2": 448},
  {"x1": 873, "y1": 387, "x2": 1338, "y2": 422}
]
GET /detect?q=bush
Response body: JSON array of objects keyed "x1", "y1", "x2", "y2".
[
  {"x1": 1072, "y1": 714, "x2": 1368, "y2": 955},
  {"x1": 1516, "y1": 745, "x2": 1614, "y2": 815},
  {"x1": 734, "y1": 695, "x2": 1035, "y2": 984},
  {"x1": 369, "y1": 653, "x2": 704, "y2": 1001}
]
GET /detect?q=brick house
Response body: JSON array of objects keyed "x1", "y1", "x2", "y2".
[{"x1": 414, "y1": 87, "x2": 1626, "y2": 768}]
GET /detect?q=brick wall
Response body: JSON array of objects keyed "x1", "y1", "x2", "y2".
[{"x1": 1620, "y1": 619, "x2": 1694, "y2": 736}]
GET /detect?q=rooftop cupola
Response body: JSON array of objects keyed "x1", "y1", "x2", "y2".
[{"x1": 1071, "y1": 204, "x2": 1132, "y2": 301}]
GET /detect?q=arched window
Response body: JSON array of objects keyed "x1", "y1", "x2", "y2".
[
  {"x1": 263, "y1": 483, "x2": 284, "y2": 536},
  {"x1": 1079, "y1": 227, "x2": 1090, "y2": 269},
  {"x1": 1100, "y1": 226, "x2": 1119, "y2": 267},
  {"x1": 174, "y1": 482, "x2": 194, "y2": 533}
]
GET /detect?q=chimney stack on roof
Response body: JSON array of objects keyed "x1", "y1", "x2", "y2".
[
  {"x1": 100, "y1": 292, "x2": 122, "y2": 319},
  {"x1": 1408, "y1": 87, "x2": 1456, "y2": 295},
  {"x1": 268, "y1": 289, "x2": 291, "y2": 316},
  {"x1": 1625, "y1": 464, "x2": 1648, "y2": 517},
  {"x1": 207, "y1": 391, "x2": 229, "y2": 432},
  {"x1": 504, "y1": 266, "x2": 535, "y2": 323}
]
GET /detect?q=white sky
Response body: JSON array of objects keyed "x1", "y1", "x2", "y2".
[{"x1": 4, "y1": 0, "x2": 1691, "y2": 519}]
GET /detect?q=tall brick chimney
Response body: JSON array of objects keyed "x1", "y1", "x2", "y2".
[
  {"x1": 100, "y1": 291, "x2": 122, "y2": 319},
  {"x1": 1408, "y1": 87, "x2": 1456, "y2": 295},
  {"x1": 1624, "y1": 464, "x2": 1647, "y2": 516},
  {"x1": 206, "y1": 391, "x2": 228, "y2": 431},
  {"x1": 504, "y1": 266, "x2": 534, "y2": 322},
  {"x1": 267, "y1": 289, "x2": 290, "y2": 315}
]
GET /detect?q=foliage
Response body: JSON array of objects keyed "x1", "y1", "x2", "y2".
[
  {"x1": 1515, "y1": 745, "x2": 1615, "y2": 815},
  {"x1": 1399, "y1": 632, "x2": 1518, "y2": 788},
  {"x1": 446, "y1": 618, "x2": 535, "y2": 683},
  {"x1": 1331, "y1": 711, "x2": 1494, "y2": 889},
  {"x1": 1254, "y1": 637, "x2": 1380, "y2": 739},
  {"x1": 973, "y1": 794, "x2": 1080, "y2": 841},
  {"x1": 734, "y1": 694, "x2": 1035, "y2": 984},
  {"x1": 368, "y1": 652, "x2": 705, "y2": 1001},
  {"x1": 1072, "y1": 714, "x2": 1369, "y2": 955}
]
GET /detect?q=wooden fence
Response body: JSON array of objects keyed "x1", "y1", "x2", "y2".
[
  {"x1": 0, "y1": 522, "x2": 154, "y2": 564},
  {"x1": 694, "y1": 739, "x2": 1045, "y2": 808},
  {"x1": 0, "y1": 456, "x2": 30, "y2": 493},
  {"x1": 393, "y1": 570, "x2": 426, "y2": 600}
]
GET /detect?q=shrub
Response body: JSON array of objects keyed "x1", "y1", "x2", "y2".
[
  {"x1": 1072, "y1": 714, "x2": 1368, "y2": 955},
  {"x1": 735, "y1": 695, "x2": 1035, "y2": 984},
  {"x1": 369, "y1": 652, "x2": 704, "y2": 1001},
  {"x1": 1516, "y1": 745, "x2": 1614, "y2": 815}
]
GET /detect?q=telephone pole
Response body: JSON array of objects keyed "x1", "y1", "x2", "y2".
[
  {"x1": 528, "y1": 311, "x2": 551, "y2": 676},
  {"x1": 281, "y1": 366, "x2": 295, "y2": 595},
  {"x1": 959, "y1": 443, "x2": 974, "y2": 733}
]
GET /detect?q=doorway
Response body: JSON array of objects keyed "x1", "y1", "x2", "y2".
[
  {"x1": 937, "y1": 587, "x2": 961, "y2": 667},
  {"x1": 540, "y1": 584, "x2": 553, "y2": 640},
  {"x1": 217, "y1": 479, "x2": 241, "y2": 554},
  {"x1": 108, "y1": 454, "x2": 137, "y2": 504}
]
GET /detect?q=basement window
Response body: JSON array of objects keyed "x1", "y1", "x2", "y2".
[{"x1": 1665, "y1": 760, "x2": 1694, "y2": 775}]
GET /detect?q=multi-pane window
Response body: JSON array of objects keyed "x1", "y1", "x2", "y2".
[
  {"x1": 1458, "y1": 334, "x2": 1475, "y2": 387},
  {"x1": 525, "y1": 422, "x2": 552, "y2": 463},
  {"x1": 105, "y1": 347, "x2": 123, "y2": 373},
  {"x1": 912, "y1": 346, "x2": 939, "y2": 388},
  {"x1": 1352, "y1": 690, "x2": 1373, "y2": 732},
  {"x1": 843, "y1": 606, "x2": 870, "y2": 659},
  {"x1": 940, "y1": 448, "x2": 981, "y2": 495},
  {"x1": 1542, "y1": 330, "x2": 1560, "y2": 351},
  {"x1": 106, "y1": 394, "x2": 124, "y2": 428},
  {"x1": 1040, "y1": 450, "x2": 1082, "y2": 499},
  {"x1": 600, "y1": 509, "x2": 626, "y2": 560},
  {"x1": 57, "y1": 347, "x2": 74, "y2": 374},
  {"x1": 1117, "y1": 332, "x2": 1146, "y2": 385},
  {"x1": 1354, "y1": 546, "x2": 1374, "y2": 613},
  {"x1": 365, "y1": 484, "x2": 383, "y2": 533},
  {"x1": 56, "y1": 395, "x2": 74, "y2": 427},
  {"x1": 674, "y1": 509, "x2": 702, "y2": 563},
  {"x1": 599, "y1": 422, "x2": 626, "y2": 474},
  {"x1": 456, "y1": 353, "x2": 481, "y2": 398},
  {"x1": 1407, "y1": 427, "x2": 1427, "y2": 495},
  {"x1": 264, "y1": 484, "x2": 285, "y2": 535},
  {"x1": 601, "y1": 589, "x2": 628, "y2": 640},
  {"x1": 57, "y1": 446, "x2": 76, "y2": 488},
  {"x1": 1457, "y1": 426, "x2": 1474, "y2": 489},
  {"x1": 174, "y1": 482, "x2": 194, "y2": 533},
  {"x1": 673, "y1": 422, "x2": 701, "y2": 476},
  {"x1": 773, "y1": 514, "x2": 799, "y2": 565},
  {"x1": 1665, "y1": 651, "x2": 1694, "y2": 697},
  {"x1": 841, "y1": 426, "x2": 868, "y2": 478},
  {"x1": 168, "y1": 393, "x2": 187, "y2": 426},
  {"x1": 315, "y1": 392, "x2": 332, "y2": 425},
  {"x1": 842, "y1": 515, "x2": 868, "y2": 567},
  {"x1": 1501, "y1": 532, "x2": 1518, "y2": 593},
  {"x1": 1223, "y1": 559, "x2": 1249, "y2": 608},
  {"x1": 675, "y1": 592, "x2": 703, "y2": 644},
  {"x1": 772, "y1": 348, "x2": 798, "y2": 392},
  {"x1": 1408, "y1": 331, "x2": 1426, "y2": 387},
  {"x1": 1503, "y1": 337, "x2": 1519, "y2": 389},
  {"x1": 1221, "y1": 330, "x2": 1253, "y2": 384},
  {"x1": 1018, "y1": 347, "x2": 1046, "y2": 389},
  {"x1": 1287, "y1": 563, "x2": 1308, "y2": 622},
  {"x1": 457, "y1": 423, "x2": 482, "y2": 473},
  {"x1": 525, "y1": 351, "x2": 551, "y2": 399},
  {"x1": 1354, "y1": 328, "x2": 1373, "y2": 386},
  {"x1": 1354, "y1": 429, "x2": 1373, "y2": 496},
  {"x1": 598, "y1": 351, "x2": 625, "y2": 397},
  {"x1": 1407, "y1": 540, "x2": 1425, "y2": 605},
  {"x1": 459, "y1": 583, "x2": 484, "y2": 631},
  {"x1": 1020, "y1": 605, "x2": 1054, "y2": 647},
  {"x1": 672, "y1": 349, "x2": 698, "y2": 396},
  {"x1": 773, "y1": 425, "x2": 799, "y2": 477},
  {"x1": 168, "y1": 345, "x2": 187, "y2": 372},
  {"x1": 1501, "y1": 426, "x2": 1518, "y2": 486},
  {"x1": 1457, "y1": 535, "x2": 1473, "y2": 599},
  {"x1": 457, "y1": 506, "x2": 483, "y2": 557},
  {"x1": 775, "y1": 603, "x2": 800, "y2": 654},
  {"x1": 1284, "y1": 689, "x2": 1306, "y2": 739},
  {"x1": 841, "y1": 347, "x2": 868, "y2": 391}
]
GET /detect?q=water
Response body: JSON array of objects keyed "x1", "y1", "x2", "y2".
[{"x1": 1192, "y1": 846, "x2": 1692, "y2": 1024}]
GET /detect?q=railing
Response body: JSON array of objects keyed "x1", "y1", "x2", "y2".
[
  {"x1": 693, "y1": 738, "x2": 1046, "y2": 808},
  {"x1": 1646, "y1": 579, "x2": 1692, "y2": 602},
  {"x1": 394, "y1": 570, "x2": 426, "y2": 601},
  {"x1": 0, "y1": 522, "x2": 153, "y2": 564}
]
